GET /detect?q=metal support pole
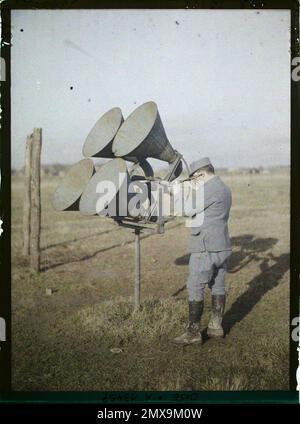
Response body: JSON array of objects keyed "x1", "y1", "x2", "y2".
[{"x1": 134, "y1": 229, "x2": 141, "y2": 310}]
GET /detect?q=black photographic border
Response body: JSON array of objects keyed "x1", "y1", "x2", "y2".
[{"x1": 0, "y1": 0, "x2": 299, "y2": 404}]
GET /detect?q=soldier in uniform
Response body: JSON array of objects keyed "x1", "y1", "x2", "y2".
[{"x1": 172, "y1": 157, "x2": 232, "y2": 345}]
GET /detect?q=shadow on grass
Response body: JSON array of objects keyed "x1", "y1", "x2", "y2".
[
  {"x1": 173, "y1": 234, "x2": 289, "y2": 336},
  {"x1": 41, "y1": 228, "x2": 120, "y2": 251},
  {"x1": 40, "y1": 239, "x2": 133, "y2": 272},
  {"x1": 222, "y1": 252, "x2": 289, "y2": 335},
  {"x1": 40, "y1": 220, "x2": 183, "y2": 273}
]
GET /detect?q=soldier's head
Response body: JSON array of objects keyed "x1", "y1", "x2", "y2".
[{"x1": 189, "y1": 157, "x2": 215, "y2": 182}]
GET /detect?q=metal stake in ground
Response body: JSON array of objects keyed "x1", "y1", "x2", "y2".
[{"x1": 134, "y1": 229, "x2": 141, "y2": 311}]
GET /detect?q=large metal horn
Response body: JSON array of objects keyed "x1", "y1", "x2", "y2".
[
  {"x1": 112, "y1": 101, "x2": 178, "y2": 163},
  {"x1": 79, "y1": 158, "x2": 129, "y2": 217},
  {"x1": 82, "y1": 107, "x2": 124, "y2": 158},
  {"x1": 82, "y1": 107, "x2": 155, "y2": 178},
  {"x1": 52, "y1": 159, "x2": 95, "y2": 211}
]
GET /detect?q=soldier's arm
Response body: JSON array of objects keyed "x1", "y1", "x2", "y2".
[
  {"x1": 170, "y1": 180, "x2": 215, "y2": 217},
  {"x1": 183, "y1": 190, "x2": 215, "y2": 217}
]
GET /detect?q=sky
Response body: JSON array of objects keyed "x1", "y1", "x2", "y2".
[{"x1": 11, "y1": 9, "x2": 290, "y2": 170}]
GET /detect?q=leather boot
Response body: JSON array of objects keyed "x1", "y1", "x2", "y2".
[
  {"x1": 171, "y1": 301, "x2": 204, "y2": 345},
  {"x1": 207, "y1": 294, "x2": 225, "y2": 337}
]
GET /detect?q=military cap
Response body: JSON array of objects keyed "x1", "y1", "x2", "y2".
[{"x1": 189, "y1": 157, "x2": 212, "y2": 177}]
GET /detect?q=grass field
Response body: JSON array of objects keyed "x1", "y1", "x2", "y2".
[{"x1": 11, "y1": 171, "x2": 290, "y2": 391}]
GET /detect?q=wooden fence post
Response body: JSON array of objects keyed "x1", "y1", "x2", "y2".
[
  {"x1": 23, "y1": 135, "x2": 33, "y2": 256},
  {"x1": 30, "y1": 128, "x2": 42, "y2": 272}
]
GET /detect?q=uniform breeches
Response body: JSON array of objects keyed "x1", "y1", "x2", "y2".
[{"x1": 186, "y1": 251, "x2": 231, "y2": 301}]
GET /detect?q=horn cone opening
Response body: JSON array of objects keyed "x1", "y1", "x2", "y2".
[
  {"x1": 52, "y1": 159, "x2": 95, "y2": 211},
  {"x1": 83, "y1": 107, "x2": 124, "y2": 158},
  {"x1": 112, "y1": 101, "x2": 176, "y2": 163},
  {"x1": 79, "y1": 158, "x2": 129, "y2": 216}
]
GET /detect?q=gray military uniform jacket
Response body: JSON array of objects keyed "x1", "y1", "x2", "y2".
[{"x1": 185, "y1": 176, "x2": 232, "y2": 253}]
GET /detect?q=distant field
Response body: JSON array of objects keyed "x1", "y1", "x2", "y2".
[{"x1": 11, "y1": 172, "x2": 290, "y2": 390}]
